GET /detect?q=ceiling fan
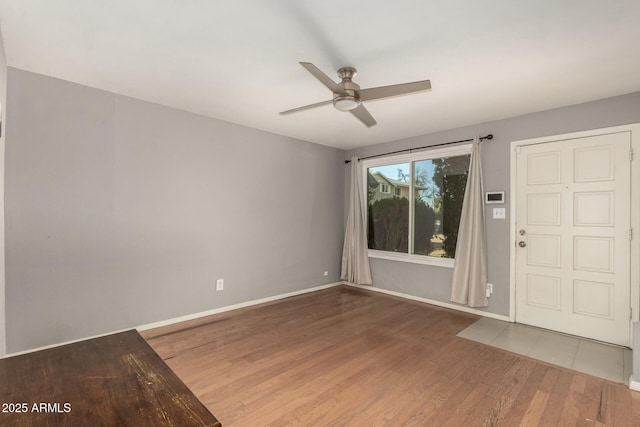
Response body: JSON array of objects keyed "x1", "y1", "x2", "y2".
[{"x1": 279, "y1": 62, "x2": 431, "y2": 127}]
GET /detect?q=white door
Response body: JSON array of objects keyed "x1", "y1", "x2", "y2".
[{"x1": 515, "y1": 131, "x2": 631, "y2": 346}]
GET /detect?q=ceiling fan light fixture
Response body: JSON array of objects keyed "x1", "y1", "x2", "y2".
[{"x1": 333, "y1": 95, "x2": 360, "y2": 111}]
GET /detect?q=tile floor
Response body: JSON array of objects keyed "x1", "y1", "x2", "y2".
[{"x1": 457, "y1": 317, "x2": 632, "y2": 385}]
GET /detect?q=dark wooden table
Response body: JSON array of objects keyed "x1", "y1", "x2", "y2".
[{"x1": 0, "y1": 330, "x2": 221, "y2": 426}]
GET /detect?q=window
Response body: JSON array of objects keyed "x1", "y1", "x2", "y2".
[
  {"x1": 364, "y1": 145, "x2": 471, "y2": 267},
  {"x1": 367, "y1": 163, "x2": 410, "y2": 253}
]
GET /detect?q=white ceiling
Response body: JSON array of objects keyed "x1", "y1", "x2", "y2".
[{"x1": 0, "y1": 1, "x2": 639, "y2": 150}]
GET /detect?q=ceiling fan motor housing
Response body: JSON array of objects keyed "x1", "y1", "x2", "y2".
[{"x1": 333, "y1": 67, "x2": 361, "y2": 111}]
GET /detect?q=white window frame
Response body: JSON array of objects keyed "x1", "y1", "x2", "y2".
[
  {"x1": 394, "y1": 188, "x2": 402, "y2": 196},
  {"x1": 379, "y1": 183, "x2": 390, "y2": 193},
  {"x1": 363, "y1": 144, "x2": 472, "y2": 268}
]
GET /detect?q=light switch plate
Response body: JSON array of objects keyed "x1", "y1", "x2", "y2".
[{"x1": 493, "y1": 208, "x2": 506, "y2": 219}]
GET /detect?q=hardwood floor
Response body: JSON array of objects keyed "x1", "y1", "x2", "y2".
[{"x1": 142, "y1": 286, "x2": 640, "y2": 426}]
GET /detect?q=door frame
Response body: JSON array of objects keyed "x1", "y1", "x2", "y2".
[{"x1": 509, "y1": 123, "x2": 640, "y2": 348}]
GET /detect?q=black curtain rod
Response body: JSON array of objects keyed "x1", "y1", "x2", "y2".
[{"x1": 344, "y1": 134, "x2": 493, "y2": 164}]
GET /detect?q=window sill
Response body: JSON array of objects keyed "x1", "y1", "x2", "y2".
[{"x1": 368, "y1": 250, "x2": 455, "y2": 268}]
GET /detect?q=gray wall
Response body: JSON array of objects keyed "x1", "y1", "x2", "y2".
[
  {"x1": 4, "y1": 68, "x2": 345, "y2": 353},
  {"x1": 345, "y1": 92, "x2": 640, "y2": 317}
]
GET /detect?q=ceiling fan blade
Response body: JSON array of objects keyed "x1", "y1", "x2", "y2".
[
  {"x1": 279, "y1": 99, "x2": 333, "y2": 115},
  {"x1": 350, "y1": 104, "x2": 377, "y2": 127},
  {"x1": 299, "y1": 62, "x2": 347, "y2": 95},
  {"x1": 358, "y1": 80, "x2": 431, "y2": 102}
]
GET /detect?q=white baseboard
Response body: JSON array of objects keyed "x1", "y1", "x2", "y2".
[
  {"x1": 630, "y1": 377, "x2": 640, "y2": 392},
  {"x1": 2, "y1": 281, "x2": 343, "y2": 359},
  {"x1": 345, "y1": 282, "x2": 511, "y2": 322},
  {"x1": 137, "y1": 282, "x2": 342, "y2": 331}
]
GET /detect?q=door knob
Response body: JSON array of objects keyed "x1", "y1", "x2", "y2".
[{"x1": 518, "y1": 241, "x2": 527, "y2": 248}]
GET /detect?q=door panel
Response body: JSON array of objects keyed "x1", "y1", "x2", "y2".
[
  {"x1": 526, "y1": 274, "x2": 561, "y2": 310},
  {"x1": 573, "y1": 237, "x2": 613, "y2": 272},
  {"x1": 527, "y1": 193, "x2": 561, "y2": 225},
  {"x1": 528, "y1": 151, "x2": 561, "y2": 184},
  {"x1": 573, "y1": 280, "x2": 613, "y2": 319},
  {"x1": 574, "y1": 145, "x2": 614, "y2": 182},
  {"x1": 574, "y1": 192, "x2": 613, "y2": 226},
  {"x1": 527, "y1": 234, "x2": 561, "y2": 268},
  {"x1": 515, "y1": 132, "x2": 631, "y2": 346}
]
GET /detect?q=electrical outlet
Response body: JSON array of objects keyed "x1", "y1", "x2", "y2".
[
  {"x1": 486, "y1": 283, "x2": 493, "y2": 298},
  {"x1": 216, "y1": 279, "x2": 224, "y2": 291},
  {"x1": 323, "y1": 271, "x2": 328, "y2": 277},
  {"x1": 492, "y1": 208, "x2": 506, "y2": 219}
]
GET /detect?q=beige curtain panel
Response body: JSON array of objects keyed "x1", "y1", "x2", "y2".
[
  {"x1": 450, "y1": 137, "x2": 488, "y2": 307},
  {"x1": 341, "y1": 157, "x2": 373, "y2": 285}
]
